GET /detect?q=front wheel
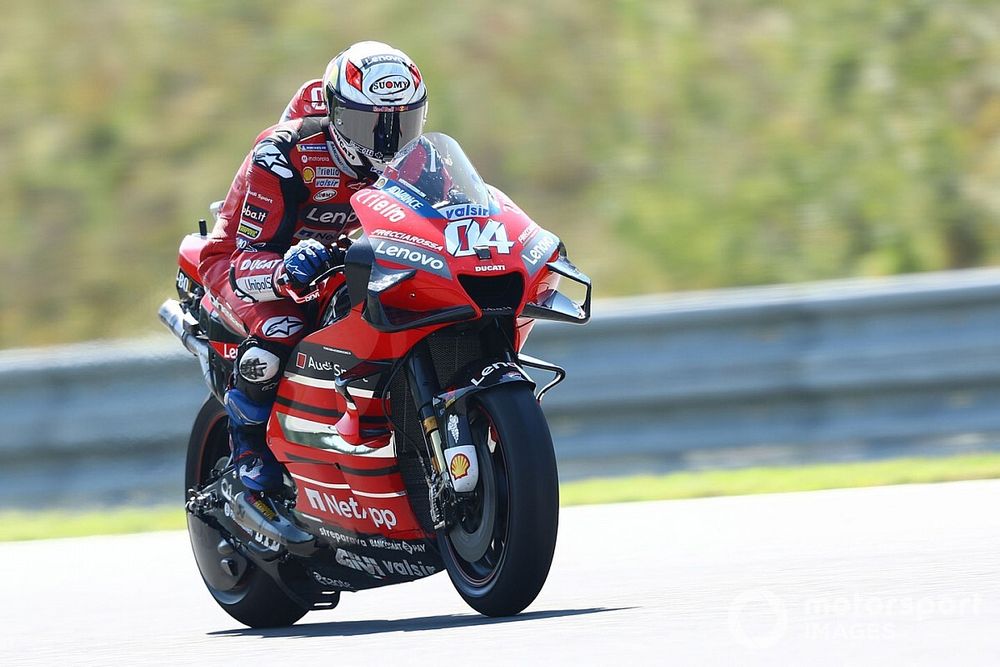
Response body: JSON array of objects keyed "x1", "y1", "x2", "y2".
[{"x1": 439, "y1": 383, "x2": 559, "y2": 616}]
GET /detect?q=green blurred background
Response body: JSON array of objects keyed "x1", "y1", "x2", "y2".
[{"x1": 2, "y1": 0, "x2": 1000, "y2": 349}]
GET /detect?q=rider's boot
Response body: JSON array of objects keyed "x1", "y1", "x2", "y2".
[
  {"x1": 224, "y1": 386, "x2": 284, "y2": 493},
  {"x1": 224, "y1": 387, "x2": 314, "y2": 553}
]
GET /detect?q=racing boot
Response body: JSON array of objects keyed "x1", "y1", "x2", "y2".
[
  {"x1": 224, "y1": 387, "x2": 283, "y2": 493},
  {"x1": 224, "y1": 387, "x2": 316, "y2": 556}
]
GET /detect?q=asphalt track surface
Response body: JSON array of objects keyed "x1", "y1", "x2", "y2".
[{"x1": 3, "y1": 480, "x2": 999, "y2": 665}]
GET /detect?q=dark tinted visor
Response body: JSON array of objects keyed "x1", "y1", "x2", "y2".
[{"x1": 332, "y1": 104, "x2": 426, "y2": 160}]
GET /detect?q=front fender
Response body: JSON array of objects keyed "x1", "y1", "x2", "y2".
[
  {"x1": 431, "y1": 359, "x2": 534, "y2": 494},
  {"x1": 435, "y1": 359, "x2": 535, "y2": 414}
]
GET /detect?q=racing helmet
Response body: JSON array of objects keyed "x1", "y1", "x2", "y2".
[{"x1": 323, "y1": 41, "x2": 427, "y2": 179}]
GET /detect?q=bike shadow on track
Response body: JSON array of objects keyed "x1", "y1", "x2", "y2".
[{"x1": 208, "y1": 606, "x2": 632, "y2": 638}]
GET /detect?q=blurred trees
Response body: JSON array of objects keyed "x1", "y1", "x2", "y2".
[{"x1": 2, "y1": 0, "x2": 1000, "y2": 347}]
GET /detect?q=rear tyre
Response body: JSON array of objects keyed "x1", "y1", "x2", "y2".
[
  {"x1": 185, "y1": 396, "x2": 308, "y2": 628},
  {"x1": 439, "y1": 383, "x2": 559, "y2": 616}
]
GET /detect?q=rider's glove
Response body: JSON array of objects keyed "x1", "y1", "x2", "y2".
[{"x1": 282, "y1": 239, "x2": 343, "y2": 288}]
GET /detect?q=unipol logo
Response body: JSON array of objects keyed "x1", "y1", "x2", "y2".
[{"x1": 444, "y1": 219, "x2": 514, "y2": 257}]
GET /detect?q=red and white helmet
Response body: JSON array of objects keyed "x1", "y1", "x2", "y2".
[{"x1": 323, "y1": 41, "x2": 427, "y2": 178}]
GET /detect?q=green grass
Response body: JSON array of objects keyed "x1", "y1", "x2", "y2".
[
  {"x1": 3, "y1": 452, "x2": 1000, "y2": 542},
  {"x1": 0, "y1": 507, "x2": 186, "y2": 542},
  {"x1": 559, "y1": 452, "x2": 1000, "y2": 506}
]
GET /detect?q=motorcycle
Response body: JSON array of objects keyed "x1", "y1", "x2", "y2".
[{"x1": 159, "y1": 132, "x2": 591, "y2": 628}]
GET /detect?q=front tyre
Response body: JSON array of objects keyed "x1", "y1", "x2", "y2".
[
  {"x1": 439, "y1": 383, "x2": 559, "y2": 616},
  {"x1": 185, "y1": 396, "x2": 308, "y2": 628}
]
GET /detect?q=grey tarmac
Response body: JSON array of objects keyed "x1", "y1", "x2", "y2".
[{"x1": 3, "y1": 480, "x2": 999, "y2": 665}]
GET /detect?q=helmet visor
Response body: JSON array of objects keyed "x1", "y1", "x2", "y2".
[{"x1": 332, "y1": 104, "x2": 426, "y2": 161}]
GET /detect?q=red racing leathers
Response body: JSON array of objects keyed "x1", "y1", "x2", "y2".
[
  {"x1": 196, "y1": 84, "x2": 375, "y2": 494},
  {"x1": 198, "y1": 114, "x2": 369, "y2": 348}
]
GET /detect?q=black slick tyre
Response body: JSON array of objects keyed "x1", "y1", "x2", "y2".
[
  {"x1": 185, "y1": 395, "x2": 308, "y2": 628},
  {"x1": 439, "y1": 383, "x2": 559, "y2": 616}
]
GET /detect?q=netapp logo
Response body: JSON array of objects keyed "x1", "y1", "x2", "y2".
[{"x1": 304, "y1": 487, "x2": 397, "y2": 529}]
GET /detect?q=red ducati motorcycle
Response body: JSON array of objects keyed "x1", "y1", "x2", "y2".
[{"x1": 159, "y1": 133, "x2": 591, "y2": 627}]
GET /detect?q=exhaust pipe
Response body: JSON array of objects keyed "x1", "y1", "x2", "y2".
[{"x1": 159, "y1": 299, "x2": 212, "y2": 388}]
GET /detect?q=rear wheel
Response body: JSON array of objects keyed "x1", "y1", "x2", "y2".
[
  {"x1": 185, "y1": 396, "x2": 308, "y2": 628},
  {"x1": 439, "y1": 383, "x2": 559, "y2": 616}
]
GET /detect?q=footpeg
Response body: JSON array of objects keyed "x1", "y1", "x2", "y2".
[{"x1": 186, "y1": 487, "x2": 217, "y2": 514}]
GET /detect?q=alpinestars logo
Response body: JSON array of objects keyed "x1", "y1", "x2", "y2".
[
  {"x1": 262, "y1": 316, "x2": 304, "y2": 338},
  {"x1": 253, "y1": 143, "x2": 293, "y2": 179},
  {"x1": 239, "y1": 460, "x2": 264, "y2": 480}
]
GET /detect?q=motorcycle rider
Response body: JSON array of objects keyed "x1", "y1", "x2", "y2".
[{"x1": 198, "y1": 41, "x2": 428, "y2": 519}]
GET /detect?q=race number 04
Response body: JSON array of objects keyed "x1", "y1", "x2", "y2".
[{"x1": 445, "y1": 219, "x2": 514, "y2": 257}]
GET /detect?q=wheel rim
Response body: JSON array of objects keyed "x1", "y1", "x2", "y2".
[{"x1": 446, "y1": 407, "x2": 511, "y2": 587}]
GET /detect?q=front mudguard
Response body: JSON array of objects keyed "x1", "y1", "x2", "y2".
[
  {"x1": 434, "y1": 359, "x2": 535, "y2": 416},
  {"x1": 427, "y1": 358, "x2": 535, "y2": 504}
]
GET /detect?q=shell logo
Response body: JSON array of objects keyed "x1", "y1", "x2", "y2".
[
  {"x1": 450, "y1": 453, "x2": 471, "y2": 480},
  {"x1": 303, "y1": 166, "x2": 315, "y2": 183}
]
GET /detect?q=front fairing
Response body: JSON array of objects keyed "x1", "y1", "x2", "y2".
[{"x1": 347, "y1": 133, "x2": 563, "y2": 329}]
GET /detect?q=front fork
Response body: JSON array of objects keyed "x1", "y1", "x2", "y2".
[
  {"x1": 404, "y1": 340, "x2": 533, "y2": 529},
  {"x1": 405, "y1": 342, "x2": 471, "y2": 529},
  {"x1": 406, "y1": 344, "x2": 450, "y2": 478}
]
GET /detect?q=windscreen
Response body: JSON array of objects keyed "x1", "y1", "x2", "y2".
[{"x1": 382, "y1": 132, "x2": 491, "y2": 213}]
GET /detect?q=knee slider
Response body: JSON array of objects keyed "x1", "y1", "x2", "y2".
[
  {"x1": 234, "y1": 337, "x2": 288, "y2": 404},
  {"x1": 237, "y1": 343, "x2": 281, "y2": 384}
]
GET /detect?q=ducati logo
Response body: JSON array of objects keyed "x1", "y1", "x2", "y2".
[{"x1": 444, "y1": 219, "x2": 514, "y2": 257}]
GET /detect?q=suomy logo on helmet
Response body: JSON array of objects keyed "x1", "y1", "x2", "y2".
[{"x1": 368, "y1": 74, "x2": 411, "y2": 95}]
